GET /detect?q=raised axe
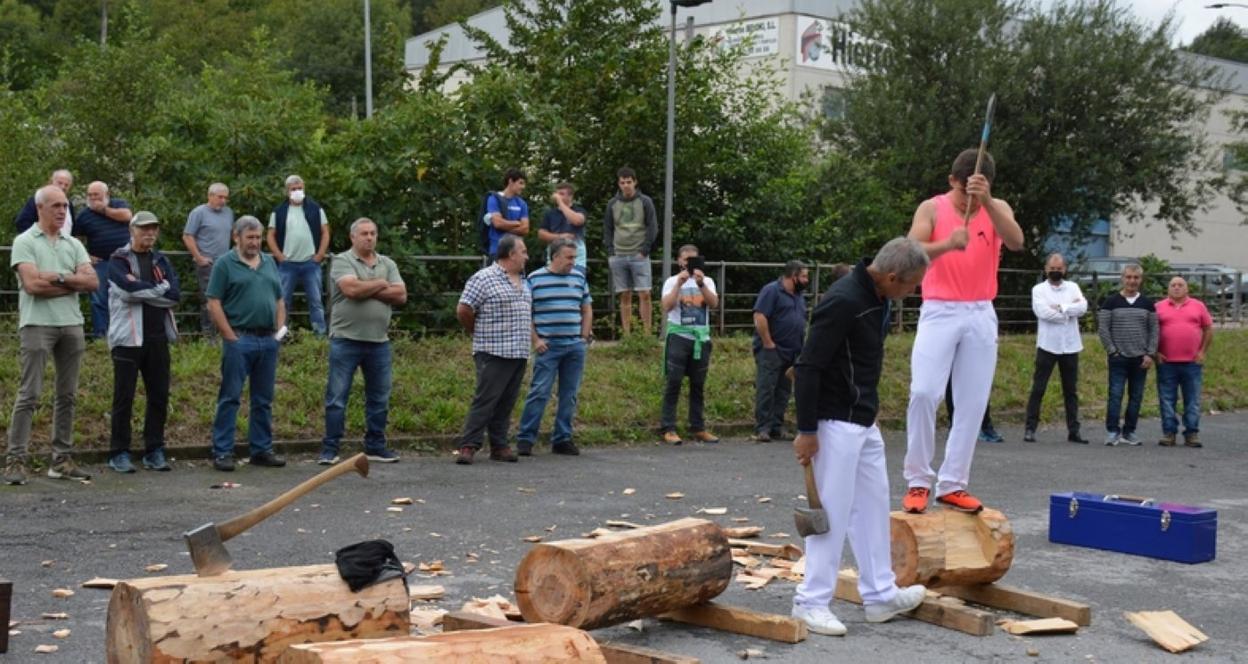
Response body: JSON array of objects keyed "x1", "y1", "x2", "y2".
[
  {"x1": 794, "y1": 462, "x2": 829, "y2": 538},
  {"x1": 184, "y1": 453, "x2": 370, "y2": 576}
]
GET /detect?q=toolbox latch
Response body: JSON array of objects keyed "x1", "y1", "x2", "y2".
[
  {"x1": 1161, "y1": 510, "x2": 1171, "y2": 532},
  {"x1": 1068, "y1": 497, "x2": 1079, "y2": 519}
]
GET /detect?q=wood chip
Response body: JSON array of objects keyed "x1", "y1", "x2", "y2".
[
  {"x1": 1027, "y1": 646, "x2": 1040, "y2": 657},
  {"x1": 732, "y1": 517, "x2": 751, "y2": 523},
  {"x1": 410, "y1": 607, "x2": 448, "y2": 631},
  {"x1": 735, "y1": 570, "x2": 773, "y2": 590},
  {"x1": 418, "y1": 560, "x2": 445, "y2": 572},
  {"x1": 626, "y1": 619, "x2": 645, "y2": 632},
  {"x1": 723, "y1": 526, "x2": 763, "y2": 539},
  {"x1": 767, "y1": 532, "x2": 790, "y2": 539},
  {"x1": 35, "y1": 645, "x2": 59, "y2": 654},
  {"x1": 731, "y1": 550, "x2": 762, "y2": 568},
  {"x1": 1000, "y1": 618, "x2": 1079, "y2": 635},
  {"x1": 51, "y1": 588, "x2": 74, "y2": 599},
  {"x1": 665, "y1": 492, "x2": 685, "y2": 499},
  {"x1": 582, "y1": 527, "x2": 613, "y2": 539},
  {"x1": 622, "y1": 488, "x2": 636, "y2": 495},
  {"x1": 391, "y1": 497, "x2": 414, "y2": 505},
  {"x1": 461, "y1": 595, "x2": 520, "y2": 622},
  {"x1": 409, "y1": 585, "x2": 445, "y2": 601},
  {"x1": 52, "y1": 629, "x2": 71, "y2": 639},
  {"x1": 522, "y1": 535, "x2": 543, "y2": 543},
  {"x1": 605, "y1": 520, "x2": 644, "y2": 529},
  {"x1": 757, "y1": 497, "x2": 771, "y2": 503},
  {"x1": 698, "y1": 507, "x2": 728, "y2": 515},
  {"x1": 41, "y1": 560, "x2": 55, "y2": 568},
  {"x1": 40, "y1": 613, "x2": 69, "y2": 620},
  {"x1": 544, "y1": 524, "x2": 558, "y2": 532},
  {"x1": 1125, "y1": 610, "x2": 1209, "y2": 653},
  {"x1": 738, "y1": 647, "x2": 766, "y2": 659},
  {"x1": 81, "y1": 578, "x2": 118, "y2": 589},
  {"x1": 144, "y1": 563, "x2": 168, "y2": 573},
  {"x1": 517, "y1": 487, "x2": 537, "y2": 494}
]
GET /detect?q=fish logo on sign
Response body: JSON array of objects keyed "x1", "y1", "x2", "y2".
[{"x1": 800, "y1": 20, "x2": 823, "y2": 63}]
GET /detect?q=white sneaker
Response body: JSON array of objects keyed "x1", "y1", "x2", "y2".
[
  {"x1": 865, "y1": 584, "x2": 926, "y2": 623},
  {"x1": 1104, "y1": 432, "x2": 1120, "y2": 446},
  {"x1": 792, "y1": 605, "x2": 847, "y2": 636},
  {"x1": 1121, "y1": 432, "x2": 1142, "y2": 446}
]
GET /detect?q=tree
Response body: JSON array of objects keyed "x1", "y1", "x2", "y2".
[
  {"x1": 419, "y1": 0, "x2": 499, "y2": 33},
  {"x1": 0, "y1": 82, "x2": 55, "y2": 223},
  {"x1": 1187, "y1": 17, "x2": 1248, "y2": 64},
  {"x1": 827, "y1": 0, "x2": 1221, "y2": 265}
]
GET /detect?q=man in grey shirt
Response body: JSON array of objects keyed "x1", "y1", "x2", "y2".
[
  {"x1": 183, "y1": 183, "x2": 235, "y2": 336},
  {"x1": 603, "y1": 167, "x2": 657, "y2": 336}
]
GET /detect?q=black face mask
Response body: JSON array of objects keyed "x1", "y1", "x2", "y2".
[{"x1": 1047, "y1": 271, "x2": 1065, "y2": 283}]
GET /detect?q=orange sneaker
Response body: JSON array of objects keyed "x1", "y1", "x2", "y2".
[
  {"x1": 663, "y1": 431, "x2": 683, "y2": 446},
  {"x1": 902, "y1": 487, "x2": 930, "y2": 514},
  {"x1": 936, "y1": 490, "x2": 984, "y2": 513}
]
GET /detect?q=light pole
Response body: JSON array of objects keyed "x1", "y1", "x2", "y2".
[
  {"x1": 662, "y1": 0, "x2": 712, "y2": 288},
  {"x1": 364, "y1": 0, "x2": 374, "y2": 118},
  {"x1": 1206, "y1": 3, "x2": 1248, "y2": 8}
]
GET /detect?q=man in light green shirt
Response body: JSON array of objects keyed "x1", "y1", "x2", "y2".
[
  {"x1": 266, "y1": 174, "x2": 331, "y2": 335},
  {"x1": 5, "y1": 185, "x2": 99, "y2": 485}
]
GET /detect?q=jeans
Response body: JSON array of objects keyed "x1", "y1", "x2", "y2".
[
  {"x1": 110, "y1": 338, "x2": 171, "y2": 456},
  {"x1": 517, "y1": 340, "x2": 587, "y2": 446},
  {"x1": 278, "y1": 260, "x2": 326, "y2": 335},
  {"x1": 90, "y1": 260, "x2": 111, "y2": 338},
  {"x1": 1024, "y1": 349, "x2": 1081, "y2": 435},
  {"x1": 322, "y1": 339, "x2": 393, "y2": 455},
  {"x1": 460, "y1": 353, "x2": 527, "y2": 449},
  {"x1": 1105, "y1": 355, "x2": 1148, "y2": 435},
  {"x1": 661, "y1": 335, "x2": 712, "y2": 432},
  {"x1": 753, "y1": 347, "x2": 794, "y2": 435},
  {"x1": 211, "y1": 334, "x2": 279, "y2": 458},
  {"x1": 1157, "y1": 362, "x2": 1203, "y2": 435},
  {"x1": 7, "y1": 325, "x2": 85, "y2": 461}
]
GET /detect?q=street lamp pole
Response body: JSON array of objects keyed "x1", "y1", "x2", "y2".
[
  {"x1": 364, "y1": 0, "x2": 374, "y2": 118},
  {"x1": 662, "y1": 0, "x2": 711, "y2": 288}
]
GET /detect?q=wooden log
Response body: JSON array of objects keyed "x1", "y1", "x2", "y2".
[
  {"x1": 890, "y1": 508, "x2": 1014, "y2": 588},
  {"x1": 514, "y1": 518, "x2": 731, "y2": 630},
  {"x1": 0, "y1": 578, "x2": 10, "y2": 654},
  {"x1": 835, "y1": 570, "x2": 994, "y2": 637},
  {"x1": 660, "y1": 601, "x2": 807, "y2": 643},
  {"x1": 106, "y1": 564, "x2": 409, "y2": 663},
  {"x1": 939, "y1": 584, "x2": 1091, "y2": 625},
  {"x1": 441, "y1": 612, "x2": 699, "y2": 664},
  {"x1": 278, "y1": 624, "x2": 606, "y2": 663}
]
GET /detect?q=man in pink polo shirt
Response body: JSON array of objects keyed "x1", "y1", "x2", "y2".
[
  {"x1": 1155, "y1": 276, "x2": 1213, "y2": 448},
  {"x1": 902, "y1": 149, "x2": 1024, "y2": 514}
]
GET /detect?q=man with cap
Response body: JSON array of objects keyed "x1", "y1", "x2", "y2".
[{"x1": 105, "y1": 211, "x2": 181, "y2": 473}]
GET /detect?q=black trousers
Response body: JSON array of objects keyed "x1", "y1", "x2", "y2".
[
  {"x1": 1024, "y1": 348, "x2": 1081, "y2": 435},
  {"x1": 753, "y1": 348, "x2": 793, "y2": 435},
  {"x1": 460, "y1": 352, "x2": 527, "y2": 450},
  {"x1": 661, "y1": 335, "x2": 712, "y2": 432},
  {"x1": 109, "y1": 338, "x2": 171, "y2": 455}
]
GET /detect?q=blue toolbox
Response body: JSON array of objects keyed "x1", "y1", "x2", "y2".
[{"x1": 1049, "y1": 492, "x2": 1217, "y2": 564}]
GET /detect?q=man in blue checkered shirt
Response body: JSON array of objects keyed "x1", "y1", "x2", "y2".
[{"x1": 455, "y1": 234, "x2": 532, "y2": 464}]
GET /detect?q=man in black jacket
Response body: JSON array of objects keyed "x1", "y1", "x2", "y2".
[{"x1": 790, "y1": 238, "x2": 929, "y2": 637}]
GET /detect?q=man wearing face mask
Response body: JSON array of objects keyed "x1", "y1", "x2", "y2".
[
  {"x1": 266, "y1": 175, "x2": 330, "y2": 336},
  {"x1": 751, "y1": 260, "x2": 809, "y2": 442},
  {"x1": 1023, "y1": 253, "x2": 1088, "y2": 444}
]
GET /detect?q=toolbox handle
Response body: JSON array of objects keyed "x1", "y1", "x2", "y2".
[{"x1": 1104, "y1": 494, "x2": 1156, "y2": 507}]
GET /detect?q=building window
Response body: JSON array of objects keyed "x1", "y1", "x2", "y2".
[{"x1": 822, "y1": 87, "x2": 848, "y2": 120}]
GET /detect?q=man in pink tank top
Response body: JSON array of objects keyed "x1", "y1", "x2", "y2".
[{"x1": 901, "y1": 149, "x2": 1024, "y2": 514}]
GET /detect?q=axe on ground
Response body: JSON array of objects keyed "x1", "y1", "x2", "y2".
[
  {"x1": 794, "y1": 462, "x2": 829, "y2": 538},
  {"x1": 184, "y1": 453, "x2": 370, "y2": 576}
]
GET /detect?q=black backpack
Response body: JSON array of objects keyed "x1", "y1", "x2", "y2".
[{"x1": 477, "y1": 192, "x2": 503, "y2": 255}]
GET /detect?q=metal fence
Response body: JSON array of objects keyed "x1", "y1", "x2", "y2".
[{"x1": 0, "y1": 247, "x2": 1242, "y2": 337}]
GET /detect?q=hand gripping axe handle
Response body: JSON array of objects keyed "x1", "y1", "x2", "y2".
[{"x1": 184, "y1": 453, "x2": 370, "y2": 576}]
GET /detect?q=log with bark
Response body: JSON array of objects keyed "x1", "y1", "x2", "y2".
[
  {"x1": 277, "y1": 624, "x2": 607, "y2": 664},
  {"x1": 890, "y1": 508, "x2": 1014, "y2": 588},
  {"x1": 514, "y1": 518, "x2": 731, "y2": 630},
  {"x1": 106, "y1": 564, "x2": 409, "y2": 663}
]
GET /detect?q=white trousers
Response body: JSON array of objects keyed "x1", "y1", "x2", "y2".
[
  {"x1": 794, "y1": 420, "x2": 898, "y2": 609},
  {"x1": 903, "y1": 300, "x2": 998, "y2": 496}
]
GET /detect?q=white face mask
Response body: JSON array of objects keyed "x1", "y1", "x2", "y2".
[{"x1": 289, "y1": 190, "x2": 306, "y2": 204}]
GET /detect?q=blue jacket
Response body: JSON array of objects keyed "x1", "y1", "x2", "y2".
[{"x1": 106, "y1": 244, "x2": 181, "y2": 349}]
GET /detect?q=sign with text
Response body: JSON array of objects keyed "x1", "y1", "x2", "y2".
[
  {"x1": 796, "y1": 15, "x2": 884, "y2": 73},
  {"x1": 715, "y1": 17, "x2": 780, "y2": 57}
]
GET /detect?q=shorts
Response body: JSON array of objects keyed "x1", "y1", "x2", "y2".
[{"x1": 609, "y1": 255, "x2": 652, "y2": 293}]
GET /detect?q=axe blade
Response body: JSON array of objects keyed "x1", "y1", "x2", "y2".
[
  {"x1": 794, "y1": 506, "x2": 829, "y2": 538},
  {"x1": 185, "y1": 523, "x2": 232, "y2": 577}
]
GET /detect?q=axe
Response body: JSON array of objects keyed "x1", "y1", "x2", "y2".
[
  {"x1": 184, "y1": 453, "x2": 370, "y2": 576},
  {"x1": 794, "y1": 463, "x2": 829, "y2": 538}
]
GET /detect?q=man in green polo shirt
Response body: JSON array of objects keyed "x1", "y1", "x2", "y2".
[
  {"x1": 5, "y1": 185, "x2": 99, "y2": 485},
  {"x1": 206, "y1": 215, "x2": 287, "y2": 472},
  {"x1": 317, "y1": 218, "x2": 407, "y2": 465}
]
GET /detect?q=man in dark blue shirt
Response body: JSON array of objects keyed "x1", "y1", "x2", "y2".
[
  {"x1": 538, "y1": 182, "x2": 588, "y2": 275},
  {"x1": 14, "y1": 169, "x2": 76, "y2": 237},
  {"x1": 751, "y1": 260, "x2": 809, "y2": 441},
  {"x1": 75, "y1": 181, "x2": 134, "y2": 338}
]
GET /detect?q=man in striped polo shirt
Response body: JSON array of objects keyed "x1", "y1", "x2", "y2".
[
  {"x1": 1096, "y1": 263, "x2": 1158, "y2": 446},
  {"x1": 516, "y1": 238, "x2": 593, "y2": 456}
]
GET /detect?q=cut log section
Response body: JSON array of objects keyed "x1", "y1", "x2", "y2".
[
  {"x1": 835, "y1": 570, "x2": 994, "y2": 637},
  {"x1": 514, "y1": 518, "x2": 731, "y2": 630},
  {"x1": 890, "y1": 508, "x2": 1014, "y2": 588},
  {"x1": 278, "y1": 624, "x2": 606, "y2": 663},
  {"x1": 1125, "y1": 610, "x2": 1209, "y2": 654},
  {"x1": 106, "y1": 564, "x2": 409, "y2": 663},
  {"x1": 442, "y1": 612, "x2": 699, "y2": 664}
]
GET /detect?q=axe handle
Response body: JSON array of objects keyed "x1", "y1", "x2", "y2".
[
  {"x1": 216, "y1": 453, "x2": 369, "y2": 541},
  {"x1": 803, "y1": 463, "x2": 822, "y2": 511}
]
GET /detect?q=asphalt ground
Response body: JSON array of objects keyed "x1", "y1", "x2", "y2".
[{"x1": 1, "y1": 413, "x2": 1244, "y2": 663}]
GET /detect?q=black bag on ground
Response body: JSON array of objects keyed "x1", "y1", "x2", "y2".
[{"x1": 334, "y1": 539, "x2": 407, "y2": 592}]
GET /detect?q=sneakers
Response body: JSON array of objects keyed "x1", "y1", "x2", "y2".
[
  {"x1": 691, "y1": 430, "x2": 720, "y2": 444},
  {"x1": 213, "y1": 455, "x2": 236, "y2": 471},
  {"x1": 1158, "y1": 433, "x2": 1177, "y2": 447},
  {"x1": 1023, "y1": 429, "x2": 1037, "y2": 443},
  {"x1": 317, "y1": 451, "x2": 340, "y2": 465},
  {"x1": 865, "y1": 584, "x2": 927, "y2": 623},
  {"x1": 489, "y1": 447, "x2": 519, "y2": 463},
  {"x1": 516, "y1": 442, "x2": 534, "y2": 457},
  {"x1": 3, "y1": 457, "x2": 29, "y2": 485},
  {"x1": 249, "y1": 452, "x2": 287, "y2": 468},
  {"x1": 749, "y1": 432, "x2": 772, "y2": 443},
  {"x1": 366, "y1": 449, "x2": 401, "y2": 463},
  {"x1": 1184, "y1": 433, "x2": 1202, "y2": 448},
  {"x1": 1104, "y1": 431, "x2": 1120, "y2": 446},
  {"x1": 47, "y1": 456, "x2": 91, "y2": 481},
  {"x1": 662, "y1": 431, "x2": 683, "y2": 446},
  {"x1": 936, "y1": 490, "x2": 983, "y2": 513},
  {"x1": 1121, "y1": 432, "x2": 1141, "y2": 446},
  {"x1": 791, "y1": 605, "x2": 847, "y2": 636},
  {"x1": 551, "y1": 442, "x2": 581, "y2": 456},
  {"x1": 455, "y1": 446, "x2": 476, "y2": 465},
  {"x1": 108, "y1": 452, "x2": 137, "y2": 474},
  {"x1": 977, "y1": 428, "x2": 1004, "y2": 443},
  {"x1": 902, "y1": 487, "x2": 930, "y2": 514},
  {"x1": 1067, "y1": 433, "x2": 1089, "y2": 444},
  {"x1": 142, "y1": 448, "x2": 171, "y2": 471}
]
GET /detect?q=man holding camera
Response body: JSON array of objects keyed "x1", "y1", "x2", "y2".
[{"x1": 659, "y1": 245, "x2": 719, "y2": 445}]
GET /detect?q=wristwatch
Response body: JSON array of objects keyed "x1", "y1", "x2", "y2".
[{"x1": 56, "y1": 273, "x2": 66, "y2": 285}]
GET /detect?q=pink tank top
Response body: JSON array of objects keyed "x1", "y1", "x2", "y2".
[{"x1": 920, "y1": 194, "x2": 1002, "y2": 301}]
